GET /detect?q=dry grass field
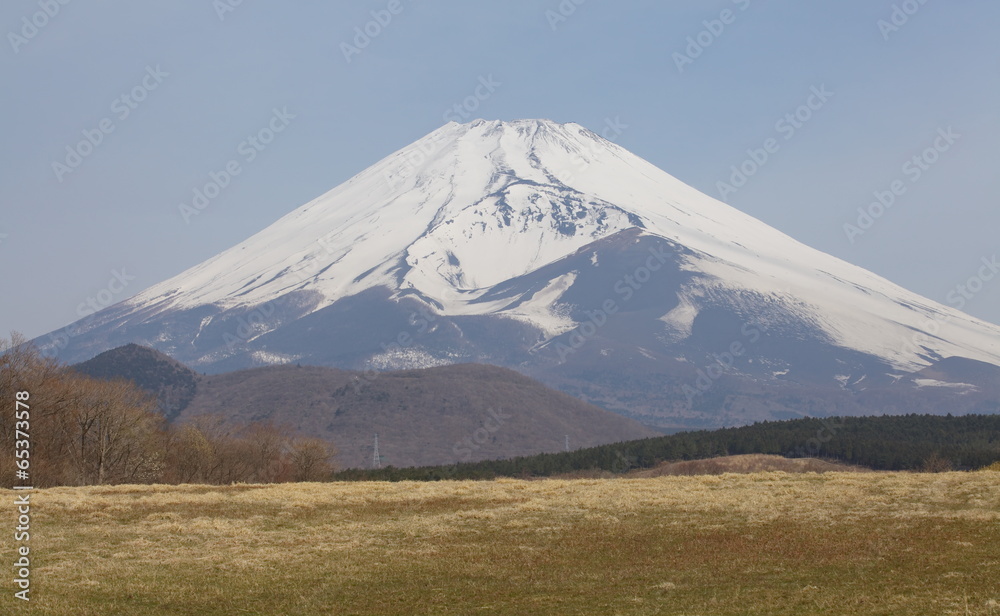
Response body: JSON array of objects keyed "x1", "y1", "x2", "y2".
[
  {"x1": 3, "y1": 472, "x2": 999, "y2": 615},
  {"x1": 626, "y1": 454, "x2": 870, "y2": 477}
]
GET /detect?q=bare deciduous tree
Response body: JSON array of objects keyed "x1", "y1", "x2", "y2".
[{"x1": 288, "y1": 437, "x2": 337, "y2": 482}]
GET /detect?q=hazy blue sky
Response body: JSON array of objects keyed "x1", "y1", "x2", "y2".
[{"x1": 2, "y1": 0, "x2": 998, "y2": 341}]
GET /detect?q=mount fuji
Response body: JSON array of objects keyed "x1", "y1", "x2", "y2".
[{"x1": 40, "y1": 119, "x2": 1000, "y2": 429}]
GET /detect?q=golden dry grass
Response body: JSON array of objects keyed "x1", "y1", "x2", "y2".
[
  {"x1": 3, "y1": 472, "x2": 999, "y2": 615},
  {"x1": 626, "y1": 454, "x2": 869, "y2": 477}
]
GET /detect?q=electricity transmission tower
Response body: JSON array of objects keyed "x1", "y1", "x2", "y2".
[{"x1": 373, "y1": 433, "x2": 381, "y2": 469}]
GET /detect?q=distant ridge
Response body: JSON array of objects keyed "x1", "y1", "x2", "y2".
[{"x1": 73, "y1": 345, "x2": 658, "y2": 468}]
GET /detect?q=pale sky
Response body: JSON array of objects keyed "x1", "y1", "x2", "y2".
[{"x1": 2, "y1": 0, "x2": 998, "y2": 341}]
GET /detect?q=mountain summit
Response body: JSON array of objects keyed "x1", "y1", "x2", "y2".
[{"x1": 41, "y1": 119, "x2": 1000, "y2": 428}]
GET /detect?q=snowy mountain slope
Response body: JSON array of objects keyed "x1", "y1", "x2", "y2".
[
  {"x1": 37, "y1": 119, "x2": 1000, "y2": 428},
  {"x1": 108, "y1": 119, "x2": 1000, "y2": 371}
]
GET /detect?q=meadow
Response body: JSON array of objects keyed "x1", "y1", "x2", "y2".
[{"x1": 3, "y1": 472, "x2": 999, "y2": 615}]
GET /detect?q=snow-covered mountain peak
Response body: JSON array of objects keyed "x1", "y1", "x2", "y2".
[
  {"x1": 114, "y1": 119, "x2": 1000, "y2": 373},
  {"x1": 135, "y1": 119, "x2": 655, "y2": 309}
]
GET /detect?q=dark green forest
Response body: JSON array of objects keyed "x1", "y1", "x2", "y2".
[{"x1": 333, "y1": 414, "x2": 1000, "y2": 481}]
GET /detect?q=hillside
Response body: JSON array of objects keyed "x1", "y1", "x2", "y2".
[
  {"x1": 181, "y1": 362, "x2": 659, "y2": 468},
  {"x1": 72, "y1": 345, "x2": 659, "y2": 469},
  {"x1": 71, "y1": 343, "x2": 198, "y2": 420}
]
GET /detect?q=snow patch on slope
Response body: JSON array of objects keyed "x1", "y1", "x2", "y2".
[
  {"x1": 502, "y1": 271, "x2": 580, "y2": 337},
  {"x1": 366, "y1": 347, "x2": 454, "y2": 371},
  {"x1": 914, "y1": 378, "x2": 978, "y2": 393},
  {"x1": 659, "y1": 292, "x2": 700, "y2": 342}
]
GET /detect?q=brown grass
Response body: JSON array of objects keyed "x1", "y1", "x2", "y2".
[
  {"x1": 2, "y1": 473, "x2": 998, "y2": 615},
  {"x1": 626, "y1": 454, "x2": 870, "y2": 477}
]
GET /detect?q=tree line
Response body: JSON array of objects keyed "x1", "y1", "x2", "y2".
[
  {"x1": 333, "y1": 413, "x2": 1000, "y2": 481},
  {"x1": 1, "y1": 333, "x2": 336, "y2": 487}
]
